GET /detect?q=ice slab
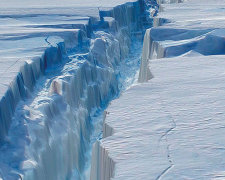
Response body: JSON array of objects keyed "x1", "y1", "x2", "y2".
[
  {"x1": 99, "y1": 55, "x2": 225, "y2": 179},
  {"x1": 139, "y1": 0, "x2": 225, "y2": 82}
]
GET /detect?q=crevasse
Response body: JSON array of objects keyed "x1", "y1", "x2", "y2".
[{"x1": 0, "y1": 0, "x2": 154, "y2": 179}]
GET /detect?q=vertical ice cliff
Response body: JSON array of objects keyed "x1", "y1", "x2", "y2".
[
  {"x1": 138, "y1": 29, "x2": 154, "y2": 82},
  {"x1": 90, "y1": 1, "x2": 157, "y2": 180},
  {"x1": 90, "y1": 117, "x2": 116, "y2": 180},
  {"x1": 138, "y1": 0, "x2": 182, "y2": 82},
  {"x1": 0, "y1": 0, "x2": 153, "y2": 179}
]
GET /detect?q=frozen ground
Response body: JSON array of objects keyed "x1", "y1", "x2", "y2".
[{"x1": 95, "y1": 0, "x2": 225, "y2": 179}]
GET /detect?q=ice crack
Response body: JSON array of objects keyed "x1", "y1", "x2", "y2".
[
  {"x1": 45, "y1": 36, "x2": 52, "y2": 47},
  {"x1": 156, "y1": 165, "x2": 173, "y2": 180},
  {"x1": 157, "y1": 115, "x2": 176, "y2": 180}
]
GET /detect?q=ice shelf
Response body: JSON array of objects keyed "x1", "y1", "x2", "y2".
[
  {"x1": 0, "y1": 0, "x2": 153, "y2": 179},
  {"x1": 94, "y1": 0, "x2": 225, "y2": 179}
]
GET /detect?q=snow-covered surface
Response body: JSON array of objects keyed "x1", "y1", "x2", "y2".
[
  {"x1": 157, "y1": 0, "x2": 225, "y2": 29},
  {"x1": 0, "y1": 0, "x2": 137, "y2": 8},
  {"x1": 0, "y1": 0, "x2": 149, "y2": 179},
  {"x1": 101, "y1": 56, "x2": 225, "y2": 179},
  {"x1": 95, "y1": 0, "x2": 225, "y2": 179}
]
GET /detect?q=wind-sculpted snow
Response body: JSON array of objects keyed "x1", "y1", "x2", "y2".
[
  {"x1": 0, "y1": 0, "x2": 150, "y2": 179},
  {"x1": 95, "y1": 0, "x2": 225, "y2": 179}
]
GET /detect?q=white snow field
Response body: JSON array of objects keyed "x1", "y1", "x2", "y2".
[
  {"x1": 92, "y1": 0, "x2": 225, "y2": 179},
  {"x1": 0, "y1": 0, "x2": 156, "y2": 179}
]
